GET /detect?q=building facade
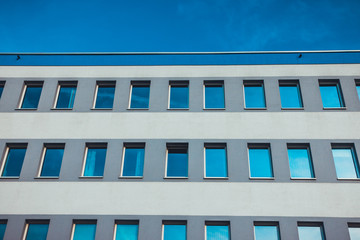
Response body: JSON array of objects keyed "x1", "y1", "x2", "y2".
[{"x1": 0, "y1": 56, "x2": 360, "y2": 239}]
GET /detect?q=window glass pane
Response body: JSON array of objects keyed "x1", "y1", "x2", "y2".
[
  {"x1": 130, "y1": 86, "x2": 150, "y2": 108},
  {"x1": 255, "y1": 226, "x2": 279, "y2": 240},
  {"x1": 84, "y1": 148, "x2": 106, "y2": 176},
  {"x1": 332, "y1": 148, "x2": 359, "y2": 179},
  {"x1": 56, "y1": 86, "x2": 76, "y2": 109},
  {"x1": 205, "y1": 148, "x2": 227, "y2": 177},
  {"x1": 349, "y1": 227, "x2": 360, "y2": 240},
  {"x1": 25, "y1": 224, "x2": 49, "y2": 240},
  {"x1": 288, "y1": 148, "x2": 314, "y2": 178},
  {"x1": 40, "y1": 148, "x2": 64, "y2": 177},
  {"x1": 249, "y1": 148, "x2": 273, "y2": 178},
  {"x1": 244, "y1": 85, "x2": 265, "y2": 108},
  {"x1": 167, "y1": 149, "x2": 188, "y2": 177},
  {"x1": 0, "y1": 86, "x2": 4, "y2": 99},
  {"x1": 0, "y1": 223, "x2": 6, "y2": 240},
  {"x1": 205, "y1": 85, "x2": 225, "y2": 109},
  {"x1": 2, "y1": 148, "x2": 26, "y2": 177},
  {"x1": 298, "y1": 226, "x2": 324, "y2": 240},
  {"x1": 319, "y1": 85, "x2": 343, "y2": 108},
  {"x1": 356, "y1": 86, "x2": 360, "y2": 102},
  {"x1": 280, "y1": 85, "x2": 302, "y2": 108},
  {"x1": 115, "y1": 224, "x2": 138, "y2": 240},
  {"x1": 164, "y1": 225, "x2": 186, "y2": 240},
  {"x1": 206, "y1": 225, "x2": 230, "y2": 240},
  {"x1": 123, "y1": 148, "x2": 145, "y2": 177},
  {"x1": 95, "y1": 86, "x2": 115, "y2": 108},
  {"x1": 73, "y1": 224, "x2": 96, "y2": 240},
  {"x1": 21, "y1": 86, "x2": 42, "y2": 108},
  {"x1": 170, "y1": 86, "x2": 189, "y2": 109}
]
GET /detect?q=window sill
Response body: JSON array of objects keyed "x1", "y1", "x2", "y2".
[
  {"x1": 90, "y1": 108, "x2": 113, "y2": 110},
  {"x1": 290, "y1": 177, "x2": 316, "y2": 180},
  {"x1": 51, "y1": 108, "x2": 73, "y2": 110},
  {"x1": 127, "y1": 108, "x2": 149, "y2": 110},
  {"x1": 15, "y1": 108, "x2": 37, "y2": 111},
  {"x1": 164, "y1": 177, "x2": 188, "y2": 179},
  {"x1": 337, "y1": 178, "x2": 360, "y2": 181},
  {"x1": 203, "y1": 108, "x2": 226, "y2": 110},
  {"x1": 249, "y1": 177, "x2": 274, "y2": 180},
  {"x1": 204, "y1": 177, "x2": 229, "y2": 180},
  {"x1": 0, "y1": 176, "x2": 19, "y2": 179},
  {"x1": 323, "y1": 107, "x2": 347, "y2": 110},
  {"x1": 167, "y1": 108, "x2": 189, "y2": 110},
  {"x1": 79, "y1": 176, "x2": 103, "y2": 179},
  {"x1": 118, "y1": 176, "x2": 143, "y2": 179},
  {"x1": 34, "y1": 177, "x2": 59, "y2": 179},
  {"x1": 281, "y1": 107, "x2": 304, "y2": 110},
  {"x1": 244, "y1": 108, "x2": 267, "y2": 110}
]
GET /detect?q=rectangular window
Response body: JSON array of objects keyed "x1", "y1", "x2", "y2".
[
  {"x1": 166, "y1": 143, "x2": 188, "y2": 178},
  {"x1": 71, "y1": 220, "x2": 96, "y2": 240},
  {"x1": 0, "y1": 220, "x2": 7, "y2": 240},
  {"x1": 121, "y1": 143, "x2": 145, "y2": 177},
  {"x1": 163, "y1": 221, "x2": 187, "y2": 240},
  {"x1": 23, "y1": 220, "x2": 49, "y2": 240},
  {"x1": 82, "y1": 143, "x2": 107, "y2": 177},
  {"x1": 0, "y1": 81, "x2": 5, "y2": 99},
  {"x1": 244, "y1": 80, "x2": 266, "y2": 109},
  {"x1": 348, "y1": 223, "x2": 360, "y2": 240},
  {"x1": 319, "y1": 80, "x2": 345, "y2": 108},
  {"x1": 204, "y1": 143, "x2": 228, "y2": 178},
  {"x1": 169, "y1": 81, "x2": 189, "y2": 109},
  {"x1": 204, "y1": 80, "x2": 225, "y2": 109},
  {"x1": 287, "y1": 144, "x2": 315, "y2": 179},
  {"x1": 205, "y1": 222, "x2": 230, "y2": 240},
  {"x1": 38, "y1": 144, "x2": 65, "y2": 177},
  {"x1": 248, "y1": 143, "x2": 273, "y2": 178},
  {"x1": 298, "y1": 223, "x2": 325, "y2": 240},
  {"x1": 1, "y1": 144, "x2": 27, "y2": 177},
  {"x1": 114, "y1": 220, "x2": 139, "y2": 240},
  {"x1": 93, "y1": 81, "x2": 115, "y2": 109},
  {"x1": 254, "y1": 222, "x2": 280, "y2": 240},
  {"x1": 331, "y1": 144, "x2": 360, "y2": 179},
  {"x1": 20, "y1": 81, "x2": 43, "y2": 109},
  {"x1": 54, "y1": 81, "x2": 77, "y2": 109},
  {"x1": 129, "y1": 81, "x2": 150, "y2": 109},
  {"x1": 279, "y1": 80, "x2": 303, "y2": 108}
]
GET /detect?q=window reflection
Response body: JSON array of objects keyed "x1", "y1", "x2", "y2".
[
  {"x1": 254, "y1": 225, "x2": 280, "y2": 240},
  {"x1": 122, "y1": 144, "x2": 145, "y2": 177},
  {"x1": 83, "y1": 145, "x2": 107, "y2": 177},
  {"x1": 298, "y1": 226, "x2": 325, "y2": 240},
  {"x1": 167, "y1": 144, "x2": 188, "y2": 177},
  {"x1": 115, "y1": 223, "x2": 138, "y2": 240},
  {"x1": 288, "y1": 146, "x2": 314, "y2": 179},
  {"x1": 169, "y1": 82, "x2": 189, "y2": 109},
  {"x1": 163, "y1": 224, "x2": 186, "y2": 240},
  {"x1": 56, "y1": 84, "x2": 77, "y2": 109},
  {"x1": 332, "y1": 147, "x2": 360, "y2": 179},
  {"x1": 279, "y1": 81, "x2": 303, "y2": 108},
  {"x1": 244, "y1": 82, "x2": 266, "y2": 108},
  {"x1": 25, "y1": 223, "x2": 49, "y2": 240},
  {"x1": 349, "y1": 227, "x2": 360, "y2": 240},
  {"x1": 130, "y1": 82, "x2": 150, "y2": 109},
  {"x1": 21, "y1": 84, "x2": 43, "y2": 109},
  {"x1": 94, "y1": 84, "x2": 115, "y2": 109},
  {"x1": 205, "y1": 145, "x2": 228, "y2": 178},
  {"x1": 0, "y1": 222, "x2": 6, "y2": 240},
  {"x1": 249, "y1": 145, "x2": 273, "y2": 178},
  {"x1": 206, "y1": 224, "x2": 230, "y2": 240},
  {"x1": 72, "y1": 223, "x2": 96, "y2": 240},
  {"x1": 204, "y1": 81, "x2": 225, "y2": 109},
  {"x1": 319, "y1": 81, "x2": 344, "y2": 108},
  {"x1": 40, "y1": 146, "x2": 64, "y2": 177},
  {"x1": 2, "y1": 146, "x2": 27, "y2": 177}
]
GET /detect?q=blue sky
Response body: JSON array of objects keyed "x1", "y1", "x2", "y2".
[{"x1": 0, "y1": 0, "x2": 359, "y2": 52}]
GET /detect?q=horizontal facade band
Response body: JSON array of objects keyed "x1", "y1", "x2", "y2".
[
  {"x1": 0, "y1": 182, "x2": 359, "y2": 218},
  {"x1": 0, "y1": 112, "x2": 358, "y2": 139}
]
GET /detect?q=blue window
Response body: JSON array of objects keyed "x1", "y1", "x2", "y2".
[
  {"x1": 0, "y1": 221, "x2": 6, "y2": 240},
  {"x1": 163, "y1": 222, "x2": 187, "y2": 240},
  {"x1": 248, "y1": 144, "x2": 273, "y2": 178},
  {"x1": 349, "y1": 224, "x2": 360, "y2": 240},
  {"x1": 254, "y1": 224, "x2": 280, "y2": 240},
  {"x1": 205, "y1": 144, "x2": 228, "y2": 178},
  {"x1": 130, "y1": 81, "x2": 150, "y2": 109},
  {"x1": 298, "y1": 225, "x2": 325, "y2": 240},
  {"x1": 169, "y1": 81, "x2": 189, "y2": 109},
  {"x1": 21, "y1": 82, "x2": 43, "y2": 109},
  {"x1": 55, "y1": 82, "x2": 77, "y2": 109},
  {"x1": 83, "y1": 144, "x2": 107, "y2": 177},
  {"x1": 332, "y1": 145, "x2": 360, "y2": 179},
  {"x1": 122, "y1": 143, "x2": 145, "y2": 177},
  {"x1": 244, "y1": 81, "x2": 266, "y2": 108},
  {"x1": 40, "y1": 144, "x2": 64, "y2": 177},
  {"x1": 288, "y1": 144, "x2": 315, "y2": 179},
  {"x1": 206, "y1": 223, "x2": 230, "y2": 240},
  {"x1": 356, "y1": 81, "x2": 360, "y2": 102},
  {"x1": 166, "y1": 143, "x2": 188, "y2": 178},
  {"x1": 72, "y1": 222, "x2": 96, "y2": 240},
  {"x1": 204, "y1": 81, "x2": 225, "y2": 109},
  {"x1": 94, "y1": 82, "x2": 115, "y2": 109},
  {"x1": 25, "y1": 222, "x2": 49, "y2": 240},
  {"x1": 114, "y1": 221, "x2": 139, "y2": 240},
  {"x1": 319, "y1": 80, "x2": 345, "y2": 108},
  {"x1": 279, "y1": 80, "x2": 303, "y2": 108},
  {"x1": 0, "y1": 82, "x2": 5, "y2": 99},
  {"x1": 1, "y1": 145, "x2": 27, "y2": 177}
]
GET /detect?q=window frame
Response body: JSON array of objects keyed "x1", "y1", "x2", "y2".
[
  {"x1": 247, "y1": 143, "x2": 274, "y2": 179},
  {"x1": 355, "y1": 79, "x2": 360, "y2": 103},
  {"x1": 297, "y1": 222, "x2": 326, "y2": 240},
  {"x1": 80, "y1": 143, "x2": 107, "y2": 178},
  {"x1": 319, "y1": 79, "x2": 346, "y2": 109},
  {"x1": 18, "y1": 81, "x2": 43, "y2": 110},
  {"x1": 287, "y1": 143, "x2": 316, "y2": 180},
  {"x1": 0, "y1": 143, "x2": 28, "y2": 178},
  {"x1": 279, "y1": 79, "x2": 304, "y2": 110},
  {"x1": 162, "y1": 220, "x2": 187, "y2": 240},
  {"x1": 0, "y1": 81, "x2": 5, "y2": 100},
  {"x1": 92, "y1": 81, "x2": 116, "y2": 110},
  {"x1": 331, "y1": 143, "x2": 360, "y2": 180},
  {"x1": 0, "y1": 219, "x2": 7, "y2": 240},
  {"x1": 128, "y1": 80, "x2": 151, "y2": 110},
  {"x1": 53, "y1": 81, "x2": 77, "y2": 110},
  {"x1": 348, "y1": 222, "x2": 360, "y2": 240},
  {"x1": 205, "y1": 221, "x2": 231, "y2": 240},
  {"x1": 36, "y1": 143, "x2": 65, "y2": 179},
  {"x1": 71, "y1": 220, "x2": 97, "y2": 240},
  {"x1": 120, "y1": 142, "x2": 146, "y2": 179},
  {"x1": 204, "y1": 143, "x2": 228, "y2": 179},
  {"x1": 165, "y1": 143, "x2": 189, "y2": 179},
  {"x1": 168, "y1": 80, "x2": 189, "y2": 110},
  {"x1": 203, "y1": 80, "x2": 226, "y2": 110},
  {"x1": 113, "y1": 220, "x2": 139, "y2": 240},
  {"x1": 243, "y1": 80, "x2": 267, "y2": 110},
  {"x1": 253, "y1": 221, "x2": 281, "y2": 240},
  {"x1": 22, "y1": 219, "x2": 50, "y2": 240}
]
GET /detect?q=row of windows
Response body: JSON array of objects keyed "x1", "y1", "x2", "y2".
[
  {"x1": 1, "y1": 142, "x2": 359, "y2": 180},
  {"x1": 0, "y1": 79, "x2": 359, "y2": 111},
  {"x1": 1, "y1": 219, "x2": 360, "y2": 240}
]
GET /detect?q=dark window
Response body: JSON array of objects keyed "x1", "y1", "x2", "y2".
[
  {"x1": 1, "y1": 144, "x2": 27, "y2": 177},
  {"x1": 130, "y1": 81, "x2": 150, "y2": 109},
  {"x1": 21, "y1": 82, "x2": 43, "y2": 109},
  {"x1": 94, "y1": 81, "x2": 115, "y2": 109},
  {"x1": 39, "y1": 144, "x2": 64, "y2": 177},
  {"x1": 55, "y1": 82, "x2": 77, "y2": 109}
]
